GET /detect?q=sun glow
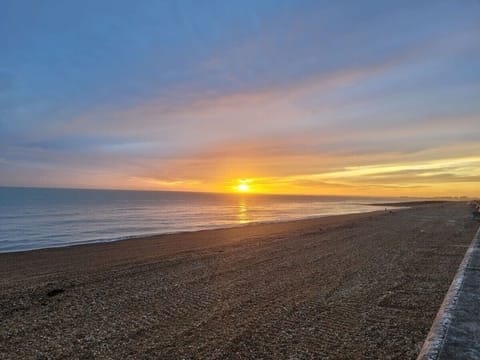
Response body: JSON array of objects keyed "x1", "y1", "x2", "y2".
[
  {"x1": 235, "y1": 179, "x2": 251, "y2": 192},
  {"x1": 237, "y1": 183, "x2": 250, "y2": 192}
]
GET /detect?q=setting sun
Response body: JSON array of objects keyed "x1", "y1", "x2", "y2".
[
  {"x1": 235, "y1": 180, "x2": 251, "y2": 192},
  {"x1": 237, "y1": 183, "x2": 250, "y2": 192}
]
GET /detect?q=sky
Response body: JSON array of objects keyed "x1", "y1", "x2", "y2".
[{"x1": 1, "y1": 0, "x2": 479, "y2": 196}]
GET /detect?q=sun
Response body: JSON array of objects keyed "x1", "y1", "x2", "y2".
[
  {"x1": 235, "y1": 179, "x2": 252, "y2": 192},
  {"x1": 237, "y1": 183, "x2": 250, "y2": 192}
]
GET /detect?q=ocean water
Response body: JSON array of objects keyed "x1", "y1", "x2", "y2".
[{"x1": 0, "y1": 187, "x2": 407, "y2": 253}]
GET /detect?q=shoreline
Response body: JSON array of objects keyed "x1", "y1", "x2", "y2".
[
  {"x1": 0, "y1": 200, "x2": 438, "y2": 255},
  {"x1": 0, "y1": 209, "x2": 389, "y2": 281},
  {"x1": 1, "y1": 201, "x2": 477, "y2": 359},
  {"x1": 0, "y1": 208, "x2": 389, "y2": 255}
]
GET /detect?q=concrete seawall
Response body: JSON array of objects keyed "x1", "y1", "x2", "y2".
[{"x1": 417, "y1": 225, "x2": 480, "y2": 359}]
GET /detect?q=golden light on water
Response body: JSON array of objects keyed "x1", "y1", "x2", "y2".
[{"x1": 237, "y1": 198, "x2": 249, "y2": 224}]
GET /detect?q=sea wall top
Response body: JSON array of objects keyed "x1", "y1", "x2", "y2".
[{"x1": 417, "y1": 219, "x2": 480, "y2": 359}]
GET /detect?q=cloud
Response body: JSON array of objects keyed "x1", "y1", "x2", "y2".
[
  {"x1": 1, "y1": 1, "x2": 479, "y2": 197},
  {"x1": 55, "y1": 41, "x2": 434, "y2": 153}
]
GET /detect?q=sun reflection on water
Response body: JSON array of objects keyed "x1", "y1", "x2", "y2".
[{"x1": 237, "y1": 198, "x2": 250, "y2": 224}]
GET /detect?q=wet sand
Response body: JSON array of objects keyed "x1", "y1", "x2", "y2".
[{"x1": 0, "y1": 202, "x2": 478, "y2": 359}]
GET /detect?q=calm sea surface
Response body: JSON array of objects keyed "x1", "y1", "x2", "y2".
[{"x1": 0, "y1": 187, "x2": 409, "y2": 253}]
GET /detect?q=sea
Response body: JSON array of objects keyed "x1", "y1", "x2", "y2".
[{"x1": 0, "y1": 187, "x2": 410, "y2": 253}]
